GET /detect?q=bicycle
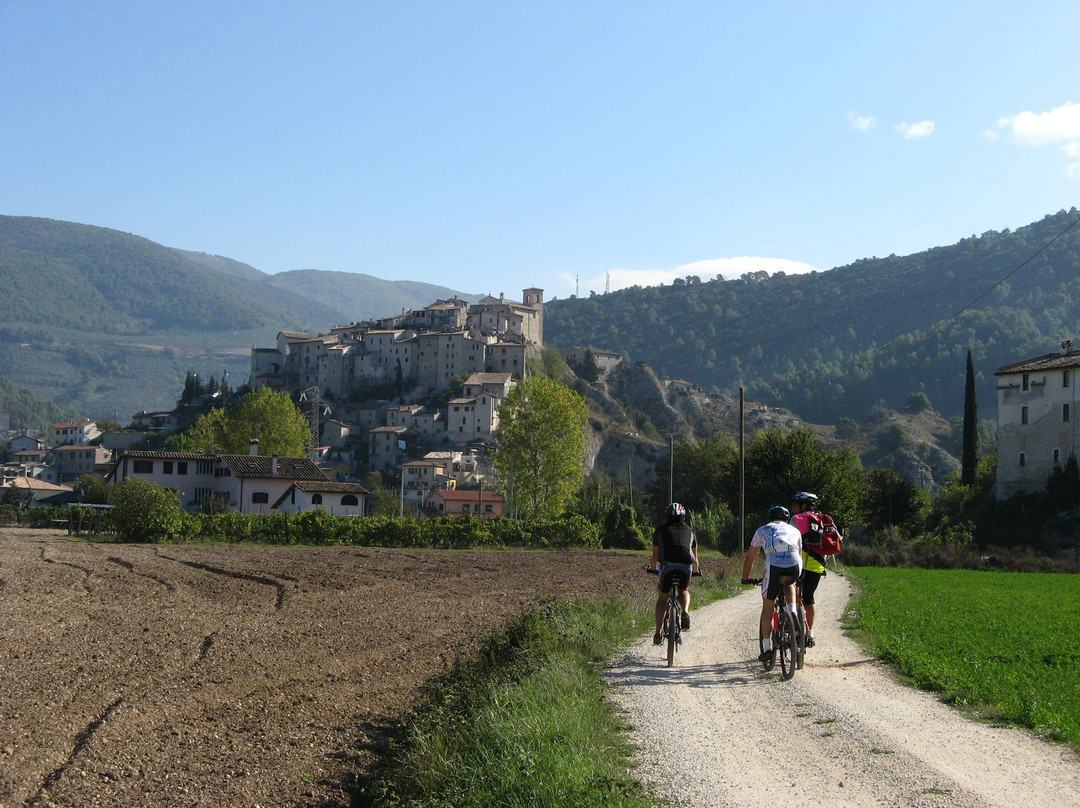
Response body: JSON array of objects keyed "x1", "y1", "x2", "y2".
[
  {"x1": 649, "y1": 566, "x2": 702, "y2": 667},
  {"x1": 746, "y1": 574, "x2": 804, "y2": 680}
]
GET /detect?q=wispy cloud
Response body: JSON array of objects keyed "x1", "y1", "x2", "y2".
[
  {"x1": 849, "y1": 112, "x2": 878, "y2": 132},
  {"x1": 992, "y1": 102, "x2": 1080, "y2": 177},
  {"x1": 556, "y1": 257, "x2": 823, "y2": 297},
  {"x1": 894, "y1": 120, "x2": 935, "y2": 139}
]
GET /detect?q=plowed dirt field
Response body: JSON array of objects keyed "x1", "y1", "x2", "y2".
[{"x1": 0, "y1": 529, "x2": 654, "y2": 807}]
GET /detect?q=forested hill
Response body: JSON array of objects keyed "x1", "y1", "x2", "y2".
[
  {"x1": 0, "y1": 216, "x2": 477, "y2": 419},
  {"x1": 0, "y1": 216, "x2": 477, "y2": 334},
  {"x1": 545, "y1": 208, "x2": 1080, "y2": 422}
]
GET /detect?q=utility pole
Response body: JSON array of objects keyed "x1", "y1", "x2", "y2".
[
  {"x1": 668, "y1": 435, "x2": 674, "y2": 504},
  {"x1": 739, "y1": 387, "x2": 745, "y2": 553}
]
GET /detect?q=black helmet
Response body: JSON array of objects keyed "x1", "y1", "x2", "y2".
[{"x1": 768, "y1": 505, "x2": 791, "y2": 521}]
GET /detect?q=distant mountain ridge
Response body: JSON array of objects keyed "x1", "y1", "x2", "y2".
[
  {"x1": 0, "y1": 215, "x2": 478, "y2": 420},
  {"x1": 545, "y1": 208, "x2": 1080, "y2": 423},
  {"x1": 3, "y1": 209, "x2": 1080, "y2": 432}
]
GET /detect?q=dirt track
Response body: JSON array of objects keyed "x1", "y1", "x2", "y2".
[
  {"x1": 0, "y1": 529, "x2": 653, "y2": 808},
  {"x1": 608, "y1": 571, "x2": 1080, "y2": 808}
]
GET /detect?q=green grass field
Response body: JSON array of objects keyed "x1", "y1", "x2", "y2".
[{"x1": 845, "y1": 567, "x2": 1080, "y2": 749}]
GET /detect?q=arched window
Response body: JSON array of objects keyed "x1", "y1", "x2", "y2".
[
  {"x1": 311, "y1": 493, "x2": 323, "y2": 505},
  {"x1": 341, "y1": 494, "x2": 359, "y2": 507}
]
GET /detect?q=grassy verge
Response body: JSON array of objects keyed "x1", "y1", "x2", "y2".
[
  {"x1": 357, "y1": 564, "x2": 741, "y2": 807},
  {"x1": 844, "y1": 567, "x2": 1080, "y2": 750}
]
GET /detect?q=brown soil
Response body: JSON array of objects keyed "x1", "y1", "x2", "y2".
[{"x1": 0, "y1": 529, "x2": 654, "y2": 808}]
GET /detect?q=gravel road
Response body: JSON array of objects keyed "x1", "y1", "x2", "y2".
[{"x1": 607, "y1": 572, "x2": 1080, "y2": 808}]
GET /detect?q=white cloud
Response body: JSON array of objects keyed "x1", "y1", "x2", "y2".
[
  {"x1": 894, "y1": 120, "x2": 935, "y2": 139},
  {"x1": 556, "y1": 257, "x2": 823, "y2": 297},
  {"x1": 994, "y1": 102, "x2": 1080, "y2": 177},
  {"x1": 849, "y1": 112, "x2": 878, "y2": 132}
]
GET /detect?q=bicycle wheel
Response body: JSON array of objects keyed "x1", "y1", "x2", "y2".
[
  {"x1": 666, "y1": 598, "x2": 679, "y2": 667},
  {"x1": 777, "y1": 608, "x2": 798, "y2": 680},
  {"x1": 796, "y1": 603, "x2": 807, "y2": 670}
]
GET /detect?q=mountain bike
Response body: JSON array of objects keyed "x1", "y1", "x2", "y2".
[
  {"x1": 649, "y1": 567, "x2": 702, "y2": 667},
  {"x1": 747, "y1": 573, "x2": 802, "y2": 680}
]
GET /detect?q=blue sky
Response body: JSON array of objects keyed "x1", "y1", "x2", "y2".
[{"x1": 3, "y1": 2, "x2": 1079, "y2": 301}]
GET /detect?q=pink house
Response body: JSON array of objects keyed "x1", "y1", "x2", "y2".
[{"x1": 425, "y1": 489, "x2": 504, "y2": 518}]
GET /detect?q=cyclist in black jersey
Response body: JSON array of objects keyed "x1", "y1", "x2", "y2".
[{"x1": 647, "y1": 503, "x2": 700, "y2": 644}]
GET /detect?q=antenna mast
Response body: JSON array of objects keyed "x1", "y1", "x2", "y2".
[{"x1": 299, "y1": 387, "x2": 330, "y2": 460}]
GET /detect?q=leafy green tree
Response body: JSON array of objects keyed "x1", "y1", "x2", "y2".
[
  {"x1": 1046, "y1": 454, "x2": 1080, "y2": 509},
  {"x1": 111, "y1": 478, "x2": 183, "y2": 543},
  {"x1": 363, "y1": 470, "x2": 401, "y2": 515},
  {"x1": 736, "y1": 428, "x2": 862, "y2": 527},
  {"x1": 859, "y1": 468, "x2": 931, "y2": 537},
  {"x1": 185, "y1": 388, "x2": 311, "y2": 456},
  {"x1": 961, "y1": 349, "x2": 978, "y2": 485},
  {"x1": 835, "y1": 416, "x2": 859, "y2": 441},
  {"x1": 906, "y1": 391, "x2": 932, "y2": 412},
  {"x1": 75, "y1": 473, "x2": 113, "y2": 504},
  {"x1": 645, "y1": 433, "x2": 737, "y2": 515},
  {"x1": 494, "y1": 376, "x2": 588, "y2": 520}
]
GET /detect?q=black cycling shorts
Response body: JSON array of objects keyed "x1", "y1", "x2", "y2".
[
  {"x1": 765, "y1": 564, "x2": 800, "y2": 602},
  {"x1": 659, "y1": 565, "x2": 692, "y2": 593},
  {"x1": 801, "y1": 569, "x2": 823, "y2": 605}
]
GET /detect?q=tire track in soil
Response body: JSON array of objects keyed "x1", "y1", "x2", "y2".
[
  {"x1": 28, "y1": 696, "x2": 125, "y2": 808},
  {"x1": 107, "y1": 555, "x2": 177, "y2": 591},
  {"x1": 40, "y1": 547, "x2": 93, "y2": 592},
  {"x1": 155, "y1": 553, "x2": 289, "y2": 609}
]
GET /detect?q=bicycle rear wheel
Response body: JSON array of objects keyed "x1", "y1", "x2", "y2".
[
  {"x1": 666, "y1": 598, "x2": 679, "y2": 667},
  {"x1": 777, "y1": 608, "x2": 798, "y2": 680},
  {"x1": 796, "y1": 602, "x2": 807, "y2": 670}
]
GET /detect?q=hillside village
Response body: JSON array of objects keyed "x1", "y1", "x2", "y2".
[
  {"x1": 1, "y1": 289, "x2": 578, "y2": 518},
  {"x1": 3, "y1": 281, "x2": 1079, "y2": 517}
]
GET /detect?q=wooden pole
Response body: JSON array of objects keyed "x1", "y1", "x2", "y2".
[{"x1": 739, "y1": 387, "x2": 745, "y2": 554}]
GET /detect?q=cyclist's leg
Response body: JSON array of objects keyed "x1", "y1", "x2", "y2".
[
  {"x1": 656, "y1": 568, "x2": 674, "y2": 634},
  {"x1": 802, "y1": 569, "x2": 822, "y2": 639},
  {"x1": 760, "y1": 563, "x2": 776, "y2": 645}
]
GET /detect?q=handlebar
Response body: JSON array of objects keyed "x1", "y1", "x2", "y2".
[{"x1": 647, "y1": 567, "x2": 703, "y2": 577}]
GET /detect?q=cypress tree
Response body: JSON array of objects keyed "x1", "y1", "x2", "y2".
[{"x1": 962, "y1": 350, "x2": 978, "y2": 485}]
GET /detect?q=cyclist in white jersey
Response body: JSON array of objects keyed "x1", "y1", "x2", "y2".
[{"x1": 741, "y1": 505, "x2": 803, "y2": 663}]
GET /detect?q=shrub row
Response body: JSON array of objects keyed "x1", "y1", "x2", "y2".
[{"x1": 26, "y1": 505, "x2": 603, "y2": 549}]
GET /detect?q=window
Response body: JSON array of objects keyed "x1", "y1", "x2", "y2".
[
  {"x1": 1019, "y1": 453, "x2": 1026, "y2": 467},
  {"x1": 1065, "y1": 370, "x2": 1071, "y2": 388},
  {"x1": 1021, "y1": 406, "x2": 1028, "y2": 425},
  {"x1": 133, "y1": 460, "x2": 153, "y2": 474},
  {"x1": 163, "y1": 461, "x2": 173, "y2": 474},
  {"x1": 177, "y1": 462, "x2": 188, "y2": 475},
  {"x1": 251, "y1": 492, "x2": 269, "y2": 504},
  {"x1": 1066, "y1": 404, "x2": 1071, "y2": 423},
  {"x1": 311, "y1": 493, "x2": 323, "y2": 505},
  {"x1": 341, "y1": 494, "x2": 358, "y2": 507},
  {"x1": 197, "y1": 459, "x2": 214, "y2": 474},
  {"x1": 1054, "y1": 449, "x2": 1061, "y2": 463},
  {"x1": 194, "y1": 487, "x2": 212, "y2": 503},
  {"x1": 1022, "y1": 374, "x2": 1029, "y2": 390}
]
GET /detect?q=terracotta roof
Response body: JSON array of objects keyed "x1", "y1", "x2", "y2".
[{"x1": 995, "y1": 349, "x2": 1080, "y2": 375}]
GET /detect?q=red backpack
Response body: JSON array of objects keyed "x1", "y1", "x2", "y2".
[{"x1": 804, "y1": 512, "x2": 843, "y2": 556}]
